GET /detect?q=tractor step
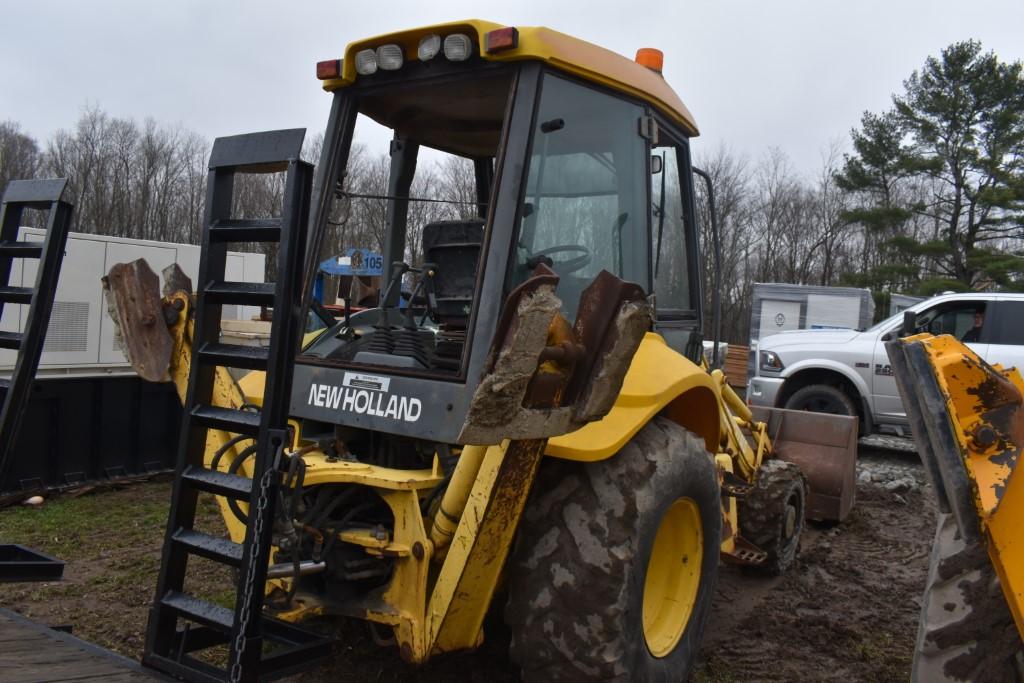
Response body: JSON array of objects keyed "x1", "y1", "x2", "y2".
[
  {"x1": 143, "y1": 129, "x2": 328, "y2": 682},
  {"x1": 205, "y1": 281, "x2": 276, "y2": 307},
  {"x1": 172, "y1": 529, "x2": 244, "y2": 567},
  {"x1": 197, "y1": 342, "x2": 270, "y2": 370},
  {"x1": 0, "y1": 179, "x2": 73, "y2": 487},
  {"x1": 0, "y1": 286, "x2": 34, "y2": 304},
  {"x1": 181, "y1": 466, "x2": 253, "y2": 500},
  {"x1": 0, "y1": 241, "x2": 42, "y2": 258},
  {"x1": 0, "y1": 332, "x2": 22, "y2": 350},
  {"x1": 210, "y1": 218, "x2": 282, "y2": 243},
  {"x1": 190, "y1": 405, "x2": 262, "y2": 436}
]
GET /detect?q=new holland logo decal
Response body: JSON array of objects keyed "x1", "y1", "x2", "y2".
[{"x1": 307, "y1": 372, "x2": 422, "y2": 422}]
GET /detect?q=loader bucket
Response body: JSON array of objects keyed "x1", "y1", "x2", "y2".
[
  {"x1": 886, "y1": 335, "x2": 1024, "y2": 638},
  {"x1": 749, "y1": 406, "x2": 858, "y2": 522}
]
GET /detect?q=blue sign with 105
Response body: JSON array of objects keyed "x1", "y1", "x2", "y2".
[{"x1": 320, "y1": 248, "x2": 384, "y2": 276}]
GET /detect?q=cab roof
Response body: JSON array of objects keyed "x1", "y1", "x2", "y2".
[{"x1": 322, "y1": 19, "x2": 698, "y2": 136}]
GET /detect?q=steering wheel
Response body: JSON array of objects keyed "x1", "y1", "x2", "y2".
[{"x1": 529, "y1": 244, "x2": 593, "y2": 275}]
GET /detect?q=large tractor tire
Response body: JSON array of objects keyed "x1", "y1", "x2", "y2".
[
  {"x1": 738, "y1": 459, "x2": 806, "y2": 575},
  {"x1": 912, "y1": 512, "x2": 1023, "y2": 682},
  {"x1": 505, "y1": 418, "x2": 721, "y2": 681}
]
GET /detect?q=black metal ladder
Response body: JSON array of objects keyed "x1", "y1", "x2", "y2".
[
  {"x1": 0, "y1": 178, "x2": 72, "y2": 485},
  {"x1": 143, "y1": 130, "x2": 330, "y2": 682}
]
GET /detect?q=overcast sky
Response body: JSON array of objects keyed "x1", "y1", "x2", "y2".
[{"x1": 2, "y1": 0, "x2": 1022, "y2": 177}]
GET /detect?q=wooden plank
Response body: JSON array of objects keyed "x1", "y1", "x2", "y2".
[
  {"x1": 0, "y1": 609, "x2": 160, "y2": 682},
  {"x1": 723, "y1": 343, "x2": 750, "y2": 389}
]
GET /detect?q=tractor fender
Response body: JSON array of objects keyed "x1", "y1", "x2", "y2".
[{"x1": 546, "y1": 333, "x2": 721, "y2": 461}]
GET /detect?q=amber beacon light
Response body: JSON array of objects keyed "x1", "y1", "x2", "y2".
[{"x1": 635, "y1": 47, "x2": 664, "y2": 74}]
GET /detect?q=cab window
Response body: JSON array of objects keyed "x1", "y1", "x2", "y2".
[
  {"x1": 512, "y1": 73, "x2": 649, "y2": 318},
  {"x1": 651, "y1": 140, "x2": 696, "y2": 319}
]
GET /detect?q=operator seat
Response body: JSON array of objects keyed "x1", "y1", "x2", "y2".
[{"x1": 422, "y1": 219, "x2": 485, "y2": 327}]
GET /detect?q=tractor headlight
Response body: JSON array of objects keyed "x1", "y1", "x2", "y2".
[
  {"x1": 354, "y1": 49, "x2": 378, "y2": 75},
  {"x1": 418, "y1": 34, "x2": 441, "y2": 61},
  {"x1": 443, "y1": 33, "x2": 473, "y2": 61},
  {"x1": 376, "y1": 44, "x2": 404, "y2": 71},
  {"x1": 760, "y1": 350, "x2": 784, "y2": 373}
]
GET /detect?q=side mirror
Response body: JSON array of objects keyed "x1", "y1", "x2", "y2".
[
  {"x1": 651, "y1": 155, "x2": 663, "y2": 174},
  {"x1": 902, "y1": 310, "x2": 918, "y2": 337}
]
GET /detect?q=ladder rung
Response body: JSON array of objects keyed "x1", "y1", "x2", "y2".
[
  {"x1": 0, "y1": 331, "x2": 22, "y2": 350},
  {"x1": 205, "y1": 281, "x2": 276, "y2": 307},
  {"x1": 161, "y1": 591, "x2": 234, "y2": 632},
  {"x1": 197, "y1": 342, "x2": 269, "y2": 370},
  {"x1": 181, "y1": 465, "x2": 253, "y2": 499},
  {"x1": 172, "y1": 528, "x2": 244, "y2": 566},
  {"x1": 0, "y1": 241, "x2": 42, "y2": 258},
  {"x1": 210, "y1": 218, "x2": 282, "y2": 243},
  {"x1": 190, "y1": 405, "x2": 262, "y2": 436},
  {"x1": 0, "y1": 286, "x2": 33, "y2": 305}
]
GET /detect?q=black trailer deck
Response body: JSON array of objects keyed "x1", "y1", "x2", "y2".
[{"x1": 0, "y1": 607, "x2": 161, "y2": 682}]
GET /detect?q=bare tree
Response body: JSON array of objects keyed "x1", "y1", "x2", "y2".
[{"x1": 0, "y1": 121, "x2": 41, "y2": 192}]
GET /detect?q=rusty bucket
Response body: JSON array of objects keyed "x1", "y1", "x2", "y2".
[{"x1": 750, "y1": 406, "x2": 859, "y2": 522}]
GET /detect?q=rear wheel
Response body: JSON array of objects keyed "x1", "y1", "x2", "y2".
[
  {"x1": 784, "y1": 383, "x2": 857, "y2": 418},
  {"x1": 912, "y1": 513, "x2": 1023, "y2": 682},
  {"x1": 505, "y1": 418, "x2": 721, "y2": 681}
]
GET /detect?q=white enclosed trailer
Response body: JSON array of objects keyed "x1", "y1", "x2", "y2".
[{"x1": 0, "y1": 228, "x2": 265, "y2": 377}]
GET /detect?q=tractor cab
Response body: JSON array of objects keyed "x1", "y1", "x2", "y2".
[{"x1": 294, "y1": 21, "x2": 704, "y2": 443}]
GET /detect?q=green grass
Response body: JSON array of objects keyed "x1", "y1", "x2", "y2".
[
  {"x1": 0, "y1": 480, "x2": 231, "y2": 660},
  {"x1": 0, "y1": 481, "x2": 170, "y2": 561}
]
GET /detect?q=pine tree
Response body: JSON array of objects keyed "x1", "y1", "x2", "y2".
[{"x1": 837, "y1": 40, "x2": 1024, "y2": 294}]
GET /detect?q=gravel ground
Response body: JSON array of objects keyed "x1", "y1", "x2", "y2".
[{"x1": 0, "y1": 443, "x2": 934, "y2": 682}]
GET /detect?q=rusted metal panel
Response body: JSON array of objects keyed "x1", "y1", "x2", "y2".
[
  {"x1": 102, "y1": 260, "x2": 174, "y2": 383},
  {"x1": 457, "y1": 268, "x2": 652, "y2": 444},
  {"x1": 161, "y1": 262, "x2": 194, "y2": 297}
]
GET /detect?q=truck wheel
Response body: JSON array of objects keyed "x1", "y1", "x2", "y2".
[
  {"x1": 738, "y1": 459, "x2": 806, "y2": 575},
  {"x1": 784, "y1": 383, "x2": 857, "y2": 418},
  {"x1": 505, "y1": 417, "x2": 721, "y2": 681},
  {"x1": 912, "y1": 512, "x2": 1023, "y2": 682}
]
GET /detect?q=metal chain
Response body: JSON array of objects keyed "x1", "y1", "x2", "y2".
[{"x1": 229, "y1": 443, "x2": 282, "y2": 683}]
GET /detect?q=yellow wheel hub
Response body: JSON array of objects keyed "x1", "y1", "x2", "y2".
[{"x1": 642, "y1": 497, "x2": 703, "y2": 658}]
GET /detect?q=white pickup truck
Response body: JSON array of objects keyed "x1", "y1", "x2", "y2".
[{"x1": 747, "y1": 292, "x2": 1024, "y2": 435}]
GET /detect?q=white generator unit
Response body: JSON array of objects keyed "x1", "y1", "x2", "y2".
[{"x1": 0, "y1": 228, "x2": 265, "y2": 377}]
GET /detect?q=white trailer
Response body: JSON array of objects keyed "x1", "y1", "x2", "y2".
[{"x1": 0, "y1": 228, "x2": 265, "y2": 377}]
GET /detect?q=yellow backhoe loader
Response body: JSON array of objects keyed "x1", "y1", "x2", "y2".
[
  {"x1": 100, "y1": 20, "x2": 858, "y2": 681},
  {"x1": 887, "y1": 328, "x2": 1023, "y2": 682}
]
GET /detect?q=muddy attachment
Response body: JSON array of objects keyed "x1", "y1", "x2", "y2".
[
  {"x1": 102, "y1": 259, "x2": 191, "y2": 382},
  {"x1": 750, "y1": 406, "x2": 858, "y2": 522}
]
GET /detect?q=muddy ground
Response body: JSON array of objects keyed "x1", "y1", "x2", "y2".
[{"x1": 0, "y1": 444, "x2": 933, "y2": 682}]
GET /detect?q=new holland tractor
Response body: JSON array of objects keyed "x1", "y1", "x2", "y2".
[{"x1": 100, "y1": 20, "x2": 858, "y2": 681}]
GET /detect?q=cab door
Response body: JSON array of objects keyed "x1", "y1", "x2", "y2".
[{"x1": 649, "y1": 132, "x2": 701, "y2": 359}]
